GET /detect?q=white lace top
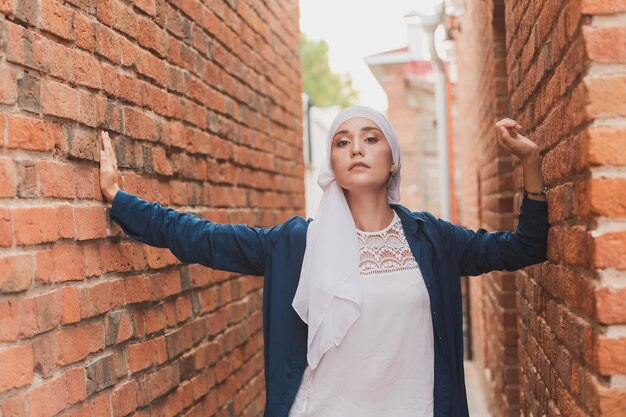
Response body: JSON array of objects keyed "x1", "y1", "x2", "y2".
[{"x1": 288, "y1": 210, "x2": 434, "y2": 417}]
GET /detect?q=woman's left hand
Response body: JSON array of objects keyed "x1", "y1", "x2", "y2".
[{"x1": 495, "y1": 118, "x2": 539, "y2": 163}]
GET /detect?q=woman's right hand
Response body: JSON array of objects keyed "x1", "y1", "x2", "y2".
[{"x1": 99, "y1": 131, "x2": 120, "y2": 204}]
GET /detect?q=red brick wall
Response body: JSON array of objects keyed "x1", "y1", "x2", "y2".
[
  {"x1": 454, "y1": 1, "x2": 520, "y2": 416},
  {"x1": 507, "y1": 0, "x2": 626, "y2": 415},
  {"x1": 454, "y1": 0, "x2": 626, "y2": 416},
  {"x1": 0, "y1": 1, "x2": 303, "y2": 416}
]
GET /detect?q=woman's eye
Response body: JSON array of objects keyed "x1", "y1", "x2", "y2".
[
  {"x1": 337, "y1": 140, "x2": 349, "y2": 147},
  {"x1": 365, "y1": 136, "x2": 377, "y2": 143}
]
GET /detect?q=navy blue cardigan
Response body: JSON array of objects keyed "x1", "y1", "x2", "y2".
[{"x1": 110, "y1": 190, "x2": 549, "y2": 417}]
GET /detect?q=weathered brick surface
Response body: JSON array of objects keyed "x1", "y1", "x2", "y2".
[
  {"x1": 453, "y1": 0, "x2": 626, "y2": 416},
  {"x1": 0, "y1": 1, "x2": 302, "y2": 416}
]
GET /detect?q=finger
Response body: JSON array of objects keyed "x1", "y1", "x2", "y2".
[
  {"x1": 499, "y1": 125, "x2": 516, "y2": 143},
  {"x1": 499, "y1": 120, "x2": 518, "y2": 129}
]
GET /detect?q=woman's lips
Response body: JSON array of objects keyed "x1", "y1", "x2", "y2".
[{"x1": 349, "y1": 162, "x2": 370, "y2": 170}]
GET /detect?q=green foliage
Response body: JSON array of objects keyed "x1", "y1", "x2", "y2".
[{"x1": 300, "y1": 33, "x2": 359, "y2": 108}]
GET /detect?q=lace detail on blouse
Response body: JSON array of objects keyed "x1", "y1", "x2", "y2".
[{"x1": 356, "y1": 211, "x2": 419, "y2": 276}]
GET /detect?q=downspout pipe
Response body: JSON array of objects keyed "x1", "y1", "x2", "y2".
[{"x1": 408, "y1": 7, "x2": 451, "y2": 221}]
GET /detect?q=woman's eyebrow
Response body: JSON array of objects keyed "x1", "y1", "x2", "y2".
[
  {"x1": 333, "y1": 126, "x2": 382, "y2": 139},
  {"x1": 361, "y1": 126, "x2": 382, "y2": 133}
]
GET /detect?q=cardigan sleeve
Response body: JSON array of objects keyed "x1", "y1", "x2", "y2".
[
  {"x1": 436, "y1": 196, "x2": 549, "y2": 276},
  {"x1": 109, "y1": 190, "x2": 274, "y2": 276}
]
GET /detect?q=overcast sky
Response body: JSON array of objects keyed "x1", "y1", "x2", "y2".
[{"x1": 298, "y1": 0, "x2": 440, "y2": 111}]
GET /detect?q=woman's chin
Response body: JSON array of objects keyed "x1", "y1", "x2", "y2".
[{"x1": 338, "y1": 180, "x2": 388, "y2": 195}]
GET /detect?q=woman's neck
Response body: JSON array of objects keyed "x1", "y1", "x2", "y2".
[{"x1": 345, "y1": 189, "x2": 395, "y2": 232}]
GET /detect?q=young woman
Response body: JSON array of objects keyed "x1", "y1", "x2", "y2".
[{"x1": 99, "y1": 105, "x2": 549, "y2": 417}]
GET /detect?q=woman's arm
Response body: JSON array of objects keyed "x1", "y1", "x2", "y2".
[
  {"x1": 437, "y1": 195, "x2": 548, "y2": 276},
  {"x1": 438, "y1": 118, "x2": 550, "y2": 276},
  {"x1": 99, "y1": 131, "x2": 273, "y2": 276}
]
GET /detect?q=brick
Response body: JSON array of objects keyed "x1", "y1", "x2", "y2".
[
  {"x1": 42, "y1": 36, "x2": 69, "y2": 79},
  {"x1": 41, "y1": 0, "x2": 75, "y2": 41},
  {"x1": 584, "y1": 26, "x2": 626, "y2": 63},
  {"x1": 111, "y1": 380, "x2": 138, "y2": 417},
  {"x1": 133, "y1": 305, "x2": 166, "y2": 337},
  {"x1": 74, "y1": 205, "x2": 107, "y2": 240},
  {"x1": 85, "y1": 353, "x2": 120, "y2": 395},
  {"x1": 79, "y1": 281, "x2": 113, "y2": 319},
  {"x1": 0, "y1": 66, "x2": 18, "y2": 104},
  {"x1": 105, "y1": 309, "x2": 134, "y2": 345},
  {"x1": 110, "y1": 0, "x2": 137, "y2": 39},
  {"x1": 598, "y1": 385, "x2": 626, "y2": 415},
  {"x1": 84, "y1": 243, "x2": 102, "y2": 277},
  {"x1": 32, "y1": 335, "x2": 56, "y2": 379},
  {"x1": 68, "y1": 127, "x2": 99, "y2": 161},
  {"x1": 39, "y1": 161, "x2": 76, "y2": 198},
  {"x1": 65, "y1": 367, "x2": 88, "y2": 405},
  {"x1": 586, "y1": 179, "x2": 626, "y2": 218},
  {"x1": 5, "y1": 21, "x2": 27, "y2": 65},
  {"x1": 135, "y1": 0, "x2": 156, "y2": 16},
  {"x1": 75, "y1": 165, "x2": 100, "y2": 199},
  {"x1": 152, "y1": 146, "x2": 173, "y2": 175},
  {"x1": 34, "y1": 249, "x2": 55, "y2": 283},
  {"x1": 28, "y1": 373, "x2": 66, "y2": 417},
  {"x1": 46, "y1": 121, "x2": 66, "y2": 155},
  {"x1": 74, "y1": 12, "x2": 95, "y2": 51},
  {"x1": 78, "y1": 89, "x2": 97, "y2": 127},
  {"x1": 70, "y1": 49, "x2": 102, "y2": 89},
  {"x1": 99, "y1": 242, "x2": 134, "y2": 273},
  {"x1": 135, "y1": 50, "x2": 167, "y2": 87},
  {"x1": 593, "y1": 231, "x2": 626, "y2": 269},
  {"x1": 0, "y1": 299, "x2": 19, "y2": 342},
  {"x1": 154, "y1": 335, "x2": 168, "y2": 365},
  {"x1": 14, "y1": 159, "x2": 36, "y2": 198},
  {"x1": 149, "y1": 364, "x2": 179, "y2": 399},
  {"x1": 0, "y1": 392, "x2": 27, "y2": 417},
  {"x1": 582, "y1": 0, "x2": 626, "y2": 14},
  {"x1": 42, "y1": 79, "x2": 79, "y2": 120},
  {"x1": 90, "y1": 392, "x2": 112, "y2": 416},
  {"x1": 56, "y1": 204, "x2": 75, "y2": 239},
  {"x1": 586, "y1": 75, "x2": 626, "y2": 117},
  {"x1": 61, "y1": 286, "x2": 81, "y2": 324},
  {"x1": 124, "y1": 274, "x2": 153, "y2": 304},
  {"x1": 0, "y1": 345, "x2": 33, "y2": 393},
  {"x1": 7, "y1": 114, "x2": 48, "y2": 151},
  {"x1": 0, "y1": 157, "x2": 16, "y2": 198},
  {"x1": 150, "y1": 269, "x2": 182, "y2": 299},
  {"x1": 51, "y1": 244, "x2": 86, "y2": 282},
  {"x1": 0, "y1": 254, "x2": 33, "y2": 292},
  {"x1": 583, "y1": 126, "x2": 626, "y2": 166},
  {"x1": 0, "y1": 0, "x2": 13, "y2": 14},
  {"x1": 95, "y1": 24, "x2": 123, "y2": 65},
  {"x1": 596, "y1": 336, "x2": 626, "y2": 375},
  {"x1": 20, "y1": 291, "x2": 62, "y2": 337},
  {"x1": 17, "y1": 72, "x2": 41, "y2": 112},
  {"x1": 13, "y1": 206, "x2": 59, "y2": 245},
  {"x1": 55, "y1": 322, "x2": 103, "y2": 366},
  {"x1": 124, "y1": 106, "x2": 160, "y2": 141},
  {"x1": 128, "y1": 340, "x2": 154, "y2": 372},
  {"x1": 175, "y1": 295, "x2": 193, "y2": 323}
]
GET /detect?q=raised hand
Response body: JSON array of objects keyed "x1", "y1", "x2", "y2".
[
  {"x1": 495, "y1": 118, "x2": 540, "y2": 164},
  {"x1": 99, "y1": 131, "x2": 121, "y2": 204}
]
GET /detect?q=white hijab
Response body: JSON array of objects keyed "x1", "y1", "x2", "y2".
[{"x1": 292, "y1": 105, "x2": 402, "y2": 369}]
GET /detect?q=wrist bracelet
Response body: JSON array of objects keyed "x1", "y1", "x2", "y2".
[{"x1": 523, "y1": 186, "x2": 548, "y2": 198}]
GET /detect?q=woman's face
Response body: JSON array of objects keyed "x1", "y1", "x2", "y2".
[{"x1": 330, "y1": 117, "x2": 395, "y2": 194}]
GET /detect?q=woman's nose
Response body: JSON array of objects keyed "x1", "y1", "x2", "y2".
[{"x1": 350, "y1": 141, "x2": 364, "y2": 156}]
